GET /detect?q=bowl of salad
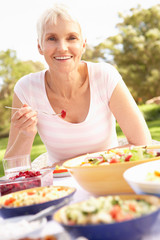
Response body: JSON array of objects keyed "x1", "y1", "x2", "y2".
[
  {"x1": 63, "y1": 147, "x2": 160, "y2": 195},
  {"x1": 123, "y1": 159, "x2": 160, "y2": 196},
  {"x1": 54, "y1": 194, "x2": 160, "y2": 240},
  {"x1": 0, "y1": 185, "x2": 76, "y2": 219}
]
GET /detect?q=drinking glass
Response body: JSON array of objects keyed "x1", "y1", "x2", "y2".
[{"x1": 2, "y1": 154, "x2": 31, "y2": 178}]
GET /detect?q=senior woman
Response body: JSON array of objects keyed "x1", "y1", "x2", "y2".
[{"x1": 4, "y1": 4, "x2": 152, "y2": 167}]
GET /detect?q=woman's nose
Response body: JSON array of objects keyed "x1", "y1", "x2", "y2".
[{"x1": 57, "y1": 40, "x2": 68, "y2": 51}]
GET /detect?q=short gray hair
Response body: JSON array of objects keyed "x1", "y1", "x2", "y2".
[{"x1": 37, "y1": 3, "x2": 86, "y2": 48}]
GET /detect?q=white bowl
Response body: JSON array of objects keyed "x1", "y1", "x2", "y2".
[{"x1": 123, "y1": 160, "x2": 160, "y2": 196}]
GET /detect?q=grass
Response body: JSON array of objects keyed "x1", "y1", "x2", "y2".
[{"x1": 0, "y1": 103, "x2": 160, "y2": 177}]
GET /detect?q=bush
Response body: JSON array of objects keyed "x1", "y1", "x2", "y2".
[{"x1": 139, "y1": 104, "x2": 160, "y2": 121}]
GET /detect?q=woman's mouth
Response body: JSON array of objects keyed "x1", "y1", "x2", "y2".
[{"x1": 54, "y1": 56, "x2": 72, "y2": 60}]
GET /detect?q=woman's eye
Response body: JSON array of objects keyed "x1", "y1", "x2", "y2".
[
  {"x1": 69, "y1": 36, "x2": 77, "y2": 40},
  {"x1": 48, "y1": 36, "x2": 56, "y2": 41}
]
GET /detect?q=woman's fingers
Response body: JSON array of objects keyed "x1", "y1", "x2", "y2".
[
  {"x1": 13, "y1": 111, "x2": 37, "y2": 127},
  {"x1": 12, "y1": 106, "x2": 32, "y2": 120},
  {"x1": 14, "y1": 115, "x2": 38, "y2": 129},
  {"x1": 11, "y1": 105, "x2": 38, "y2": 130}
]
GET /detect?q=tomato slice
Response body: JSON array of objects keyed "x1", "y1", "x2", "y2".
[
  {"x1": 53, "y1": 169, "x2": 68, "y2": 174},
  {"x1": 4, "y1": 197, "x2": 16, "y2": 206},
  {"x1": 27, "y1": 191, "x2": 35, "y2": 195}
]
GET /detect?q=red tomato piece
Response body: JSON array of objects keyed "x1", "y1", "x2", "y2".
[
  {"x1": 4, "y1": 197, "x2": 16, "y2": 206},
  {"x1": 27, "y1": 191, "x2": 35, "y2": 195},
  {"x1": 125, "y1": 155, "x2": 132, "y2": 162},
  {"x1": 129, "y1": 203, "x2": 136, "y2": 212},
  {"x1": 61, "y1": 110, "x2": 66, "y2": 118},
  {"x1": 42, "y1": 192, "x2": 46, "y2": 197},
  {"x1": 110, "y1": 205, "x2": 133, "y2": 222},
  {"x1": 109, "y1": 158, "x2": 120, "y2": 164},
  {"x1": 53, "y1": 169, "x2": 68, "y2": 174},
  {"x1": 109, "y1": 205, "x2": 121, "y2": 219}
]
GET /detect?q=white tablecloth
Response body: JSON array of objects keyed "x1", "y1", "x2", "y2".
[{"x1": 1, "y1": 175, "x2": 160, "y2": 240}]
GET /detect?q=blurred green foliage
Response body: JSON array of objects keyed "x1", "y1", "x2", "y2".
[
  {"x1": 83, "y1": 4, "x2": 160, "y2": 103},
  {"x1": 139, "y1": 104, "x2": 160, "y2": 121},
  {"x1": 0, "y1": 49, "x2": 45, "y2": 137}
]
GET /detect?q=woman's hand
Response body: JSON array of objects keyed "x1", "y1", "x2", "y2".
[{"x1": 11, "y1": 104, "x2": 38, "y2": 137}]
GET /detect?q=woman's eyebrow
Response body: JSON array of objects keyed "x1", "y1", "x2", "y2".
[
  {"x1": 66, "y1": 32, "x2": 80, "y2": 37},
  {"x1": 45, "y1": 32, "x2": 57, "y2": 36},
  {"x1": 67, "y1": 32, "x2": 79, "y2": 35},
  {"x1": 45, "y1": 32, "x2": 80, "y2": 38}
]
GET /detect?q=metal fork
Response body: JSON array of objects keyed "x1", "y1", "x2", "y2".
[{"x1": 4, "y1": 106, "x2": 62, "y2": 116}]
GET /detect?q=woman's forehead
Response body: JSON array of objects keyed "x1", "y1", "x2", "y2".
[{"x1": 44, "y1": 17, "x2": 82, "y2": 35}]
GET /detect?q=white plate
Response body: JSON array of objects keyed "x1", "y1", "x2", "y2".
[
  {"x1": 123, "y1": 159, "x2": 160, "y2": 196},
  {"x1": 0, "y1": 215, "x2": 47, "y2": 240},
  {"x1": 53, "y1": 171, "x2": 71, "y2": 178}
]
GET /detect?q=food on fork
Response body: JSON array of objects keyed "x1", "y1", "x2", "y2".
[
  {"x1": 5, "y1": 106, "x2": 67, "y2": 118},
  {"x1": 60, "y1": 110, "x2": 66, "y2": 119}
]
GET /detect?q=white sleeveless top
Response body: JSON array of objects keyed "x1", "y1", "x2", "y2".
[{"x1": 14, "y1": 61, "x2": 122, "y2": 165}]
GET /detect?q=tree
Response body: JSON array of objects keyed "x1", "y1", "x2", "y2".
[
  {"x1": 0, "y1": 49, "x2": 45, "y2": 137},
  {"x1": 100, "y1": 4, "x2": 160, "y2": 103},
  {"x1": 82, "y1": 44, "x2": 106, "y2": 62}
]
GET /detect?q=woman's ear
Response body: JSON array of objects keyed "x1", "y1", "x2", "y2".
[
  {"x1": 82, "y1": 38, "x2": 87, "y2": 54},
  {"x1": 37, "y1": 40, "x2": 43, "y2": 55}
]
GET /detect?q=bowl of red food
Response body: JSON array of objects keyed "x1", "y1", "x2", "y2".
[
  {"x1": 0, "y1": 169, "x2": 53, "y2": 196},
  {"x1": 54, "y1": 194, "x2": 160, "y2": 240},
  {"x1": 63, "y1": 146, "x2": 160, "y2": 195}
]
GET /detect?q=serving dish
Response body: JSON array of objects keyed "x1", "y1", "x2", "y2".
[
  {"x1": 123, "y1": 159, "x2": 160, "y2": 196},
  {"x1": 0, "y1": 185, "x2": 76, "y2": 219},
  {"x1": 54, "y1": 194, "x2": 160, "y2": 240},
  {"x1": 63, "y1": 147, "x2": 160, "y2": 195},
  {"x1": 0, "y1": 169, "x2": 53, "y2": 196}
]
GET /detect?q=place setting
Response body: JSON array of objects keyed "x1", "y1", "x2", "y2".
[
  {"x1": 0, "y1": 145, "x2": 160, "y2": 239},
  {"x1": 0, "y1": 154, "x2": 75, "y2": 239}
]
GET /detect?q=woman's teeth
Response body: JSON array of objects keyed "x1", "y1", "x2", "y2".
[{"x1": 55, "y1": 56, "x2": 71, "y2": 60}]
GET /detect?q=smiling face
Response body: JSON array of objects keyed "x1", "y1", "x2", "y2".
[{"x1": 38, "y1": 17, "x2": 86, "y2": 73}]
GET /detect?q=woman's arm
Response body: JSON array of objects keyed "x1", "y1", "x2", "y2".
[
  {"x1": 109, "y1": 80, "x2": 152, "y2": 146},
  {"x1": 4, "y1": 93, "x2": 38, "y2": 158}
]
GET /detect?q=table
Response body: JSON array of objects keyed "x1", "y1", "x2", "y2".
[
  {"x1": 34, "y1": 176, "x2": 160, "y2": 240},
  {"x1": 1, "y1": 175, "x2": 160, "y2": 240}
]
